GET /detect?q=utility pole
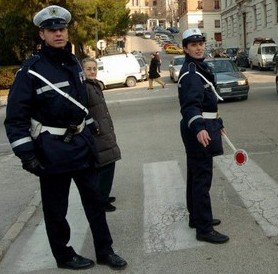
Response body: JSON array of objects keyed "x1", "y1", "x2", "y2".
[{"x1": 95, "y1": 7, "x2": 99, "y2": 57}]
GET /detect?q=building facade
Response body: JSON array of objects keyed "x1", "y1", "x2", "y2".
[
  {"x1": 221, "y1": 0, "x2": 278, "y2": 48},
  {"x1": 126, "y1": 0, "x2": 179, "y2": 28},
  {"x1": 177, "y1": 0, "x2": 222, "y2": 48}
]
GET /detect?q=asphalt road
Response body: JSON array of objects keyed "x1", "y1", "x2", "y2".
[{"x1": 1, "y1": 33, "x2": 278, "y2": 273}]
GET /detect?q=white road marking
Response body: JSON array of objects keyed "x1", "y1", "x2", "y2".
[
  {"x1": 143, "y1": 160, "x2": 204, "y2": 253},
  {"x1": 215, "y1": 155, "x2": 278, "y2": 237},
  {"x1": 13, "y1": 184, "x2": 88, "y2": 273}
]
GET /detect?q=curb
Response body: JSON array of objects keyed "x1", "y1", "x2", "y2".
[
  {"x1": 0, "y1": 95, "x2": 7, "y2": 107},
  {"x1": 0, "y1": 191, "x2": 41, "y2": 262}
]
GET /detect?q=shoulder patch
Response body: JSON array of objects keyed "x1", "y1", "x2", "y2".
[{"x1": 21, "y1": 55, "x2": 40, "y2": 69}]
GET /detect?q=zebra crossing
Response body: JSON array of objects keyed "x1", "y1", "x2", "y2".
[{"x1": 1, "y1": 155, "x2": 278, "y2": 273}]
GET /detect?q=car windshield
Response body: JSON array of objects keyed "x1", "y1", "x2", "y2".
[
  {"x1": 226, "y1": 48, "x2": 238, "y2": 56},
  {"x1": 261, "y1": 46, "x2": 277, "y2": 54},
  {"x1": 174, "y1": 57, "x2": 185, "y2": 65},
  {"x1": 205, "y1": 60, "x2": 239, "y2": 73}
]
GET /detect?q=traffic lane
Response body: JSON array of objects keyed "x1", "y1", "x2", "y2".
[
  {"x1": 1, "y1": 85, "x2": 278, "y2": 273},
  {"x1": 107, "y1": 96, "x2": 278, "y2": 274}
]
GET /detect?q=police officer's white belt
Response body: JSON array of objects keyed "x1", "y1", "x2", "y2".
[
  {"x1": 202, "y1": 112, "x2": 219, "y2": 119},
  {"x1": 41, "y1": 121, "x2": 85, "y2": 135},
  {"x1": 31, "y1": 118, "x2": 85, "y2": 139}
]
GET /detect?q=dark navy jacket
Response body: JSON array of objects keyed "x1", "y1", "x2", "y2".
[
  {"x1": 178, "y1": 55, "x2": 224, "y2": 157},
  {"x1": 4, "y1": 42, "x2": 96, "y2": 173}
]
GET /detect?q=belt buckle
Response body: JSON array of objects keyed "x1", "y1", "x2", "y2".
[{"x1": 75, "y1": 121, "x2": 84, "y2": 134}]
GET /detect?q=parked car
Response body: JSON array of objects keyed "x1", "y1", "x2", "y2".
[
  {"x1": 169, "y1": 55, "x2": 185, "y2": 82},
  {"x1": 96, "y1": 53, "x2": 142, "y2": 90},
  {"x1": 272, "y1": 51, "x2": 278, "y2": 74},
  {"x1": 166, "y1": 27, "x2": 179, "y2": 33},
  {"x1": 135, "y1": 56, "x2": 148, "y2": 81},
  {"x1": 165, "y1": 46, "x2": 183, "y2": 54},
  {"x1": 204, "y1": 58, "x2": 249, "y2": 100},
  {"x1": 143, "y1": 31, "x2": 151, "y2": 39},
  {"x1": 235, "y1": 48, "x2": 249, "y2": 67},
  {"x1": 163, "y1": 42, "x2": 176, "y2": 49},
  {"x1": 249, "y1": 38, "x2": 277, "y2": 70},
  {"x1": 224, "y1": 48, "x2": 238, "y2": 61}
]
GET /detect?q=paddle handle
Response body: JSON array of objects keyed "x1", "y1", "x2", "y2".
[{"x1": 222, "y1": 133, "x2": 237, "y2": 152}]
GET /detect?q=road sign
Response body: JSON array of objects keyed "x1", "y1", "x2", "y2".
[{"x1": 97, "y1": 40, "x2": 107, "y2": 50}]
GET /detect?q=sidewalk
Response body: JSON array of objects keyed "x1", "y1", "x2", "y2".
[{"x1": 0, "y1": 94, "x2": 7, "y2": 107}]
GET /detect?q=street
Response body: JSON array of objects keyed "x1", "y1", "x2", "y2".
[{"x1": 1, "y1": 33, "x2": 278, "y2": 273}]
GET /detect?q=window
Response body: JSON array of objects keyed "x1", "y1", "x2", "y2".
[
  {"x1": 197, "y1": 1, "x2": 203, "y2": 10},
  {"x1": 215, "y1": 20, "x2": 220, "y2": 28},
  {"x1": 214, "y1": 32, "x2": 222, "y2": 42},
  {"x1": 198, "y1": 20, "x2": 204, "y2": 28},
  {"x1": 153, "y1": 0, "x2": 157, "y2": 5},
  {"x1": 215, "y1": 0, "x2": 220, "y2": 9},
  {"x1": 145, "y1": 0, "x2": 149, "y2": 6}
]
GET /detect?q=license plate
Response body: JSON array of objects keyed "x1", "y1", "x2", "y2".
[{"x1": 220, "y1": 87, "x2": 231, "y2": 93}]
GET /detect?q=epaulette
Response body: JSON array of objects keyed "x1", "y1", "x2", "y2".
[
  {"x1": 188, "y1": 62, "x2": 196, "y2": 73},
  {"x1": 21, "y1": 55, "x2": 40, "y2": 70}
]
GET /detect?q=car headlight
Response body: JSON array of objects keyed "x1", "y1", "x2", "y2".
[{"x1": 237, "y1": 79, "x2": 248, "y2": 85}]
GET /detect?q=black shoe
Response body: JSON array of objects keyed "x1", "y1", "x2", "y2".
[
  {"x1": 196, "y1": 230, "x2": 229, "y2": 244},
  {"x1": 108, "y1": 196, "x2": 116, "y2": 203},
  {"x1": 57, "y1": 255, "x2": 95, "y2": 270},
  {"x1": 104, "y1": 202, "x2": 116, "y2": 212},
  {"x1": 97, "y1": 254, "x2": 127, "y2": 269},
  {"x1": 189, "y1": 218, "x2": 221, "y2": 228}
]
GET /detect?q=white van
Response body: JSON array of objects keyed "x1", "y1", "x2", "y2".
[
  {"x1": 248, "y1": 38, "x2": 278, "y2": 70},
  {"x1": 96, "y1": 53, "x2": 142, "y2": 90}
]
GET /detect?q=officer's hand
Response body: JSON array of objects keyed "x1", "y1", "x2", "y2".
[
  {"x1": 21, "y1": 153, "x2": 45, "y2": 177},
  {"x1": 197, "y1": 130, "x2": 211, "y2": 148},
  {"x1": 91, "y1": 120, "x2": 100, "y2": 135}
]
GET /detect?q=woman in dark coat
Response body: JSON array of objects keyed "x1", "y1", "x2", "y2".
[
  {"x1": 148, "y1": 53, "x2": 165, "y2": 89},
  {"x1": 82, "y1": 57, "x2": 121, "y2": 212}
]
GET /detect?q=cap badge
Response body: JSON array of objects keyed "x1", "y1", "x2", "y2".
[{"x1": 49, "y1": 7, "x2": 58, "y2": 16}]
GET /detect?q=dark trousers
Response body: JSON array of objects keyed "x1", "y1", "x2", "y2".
[
  {"x1": 39, "y1": 167, "x2": 114, "y2": 263},
  {"x1": 96, "y1": 162, "x2": 115, "y2": 203},
  {"x1": 186, "y1": 155, "x2": 213, "y2": 234}
]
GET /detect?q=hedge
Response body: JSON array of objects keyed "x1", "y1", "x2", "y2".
[{"x1": 0, "y1": 66, "x2": 20, "y2": 89}]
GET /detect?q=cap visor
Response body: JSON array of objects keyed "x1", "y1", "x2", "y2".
[{"x1": 42, "y1": 23, "x2": 67, "y2": 30}]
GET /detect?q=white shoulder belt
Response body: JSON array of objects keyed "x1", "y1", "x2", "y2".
[
  {"x1": 28, "y1": 69, "x2": 89, "y2": 115},
  {"x1": 178, "y1": 66, "x2": 223, "y2": 101}
]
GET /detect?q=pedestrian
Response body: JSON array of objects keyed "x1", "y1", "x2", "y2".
[
  {"x1": 4, "y1": 5, "x2": 127, "y2": 270},
  {"x1": 148, "y1": 53, "x2": 165, "y2": 90},
  {"x1": 156, "y1": 51, "x2": 162, "y2": 72},
  {"x1": 82, "y1": 57, "x2": 121, "y2": 212},
  {"x1": 178, "y1": 28, "x2": 229, "y2": 244}
]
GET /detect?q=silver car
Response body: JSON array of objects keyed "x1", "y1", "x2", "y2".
[
  {"x1": 205, "y1": 58, "x2": 249, "y2": 100},
  {"x1": 169, "y1": 55, "x2": 185, "y2": 82}
]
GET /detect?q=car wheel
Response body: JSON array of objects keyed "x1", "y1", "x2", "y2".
[
  {"x1": 126, "y1": 76, "x2": 137, "y2": 87},
  {"x1": 241, "y1": 95, "x2": 248, "y2": 100},
  {"x1": 258, "y1": 63, "x2": 262, "y2": 71}
]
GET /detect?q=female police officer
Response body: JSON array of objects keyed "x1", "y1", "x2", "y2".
[
  {"x1": 4, "y1": 5, "x2": 127, "y2": 270},
  {"x1": 178, "y1": 28, "x2": 229, "y2": 244}
]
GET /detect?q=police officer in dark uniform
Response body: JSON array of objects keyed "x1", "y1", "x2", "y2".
[
  {"x1": 178, "y1": 28, "x2": 229, "y2": 244},
  {"x1": 4, "y1": 5, "x2": 127, "y2": 270}
]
